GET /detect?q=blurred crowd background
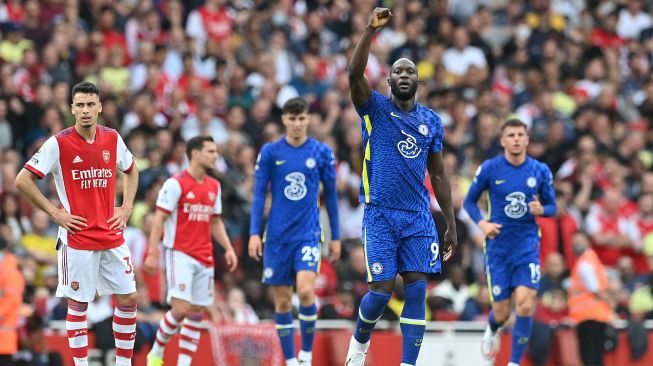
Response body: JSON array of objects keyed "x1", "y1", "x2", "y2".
[{"x1": 3, "y1": 0, "x2": 653, "y2": 363}]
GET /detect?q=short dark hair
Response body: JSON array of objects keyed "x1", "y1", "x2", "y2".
[
  {"x1": 186, "y1": 135, "x2": 214, "y2": 160},
  {"x1": 71, "y1": 82, "x2": 100, "y2": 99},
  {"x1": 282, "y1": 97, "x2": 309, "y2": 115},
  {"x1": 500, "y1": 118, "x2": 528, "y2": 133}
]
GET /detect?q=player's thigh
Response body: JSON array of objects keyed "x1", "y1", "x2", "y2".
[
  {"x1": 190, "y1": 262, "x2": 215, "y2": 307},
  {"x1": 363, "y1": 207, "x2": 399, "y2": 283},
  {"x1": 262, "y1": 241, "x2": 295, "y2": 286},
  {"x1": 164, "y1": 249, "x2": 195, "y2": 304},
  {"x1": 97, "y1": 243, "x2": 137, "y2": 296},
  {"x1": 56, "y1": 245, "x2": 100, "y2": 302},
  {"x1": 483, "y1": 244, "x2": 512, "y2": 302}
]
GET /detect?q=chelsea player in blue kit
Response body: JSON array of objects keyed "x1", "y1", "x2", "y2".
[
  {"x1": 463, "y1": 119, "x2": 556, "y2": 366},
  {"x1": 248, "y1": 97, "x2": 341, "y2": 366},
  {"x1": 345, "y1": 8, "x2": 458, "y2": 366}
]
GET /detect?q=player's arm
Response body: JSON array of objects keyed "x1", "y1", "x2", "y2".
[
  {"x1": 248, "y1": 145, "x2": 271, "y2": 261},
  {"x1": 143, "y1": 209, "x2": 168, "y2": 274},
  {"x1": 529, "y1": 167, "x2": 556, "y2": 217},
  {"x1": 16, "y1": 137, "x2": 87, "y2": 234},
  {"x1": 109, "y1": 135, "x2": 139, "y2": 230},
  {"x1": 462, "y1": 162, "x2": 501, "y2": 238},
  {"x1": 320, "y1": 147, "x2": 341, "y2": 262},
  {"x1": 348, "y1": 7, "x2": 392, "y2": 107},
  {"x1": 144, "y1": 178, "x2": 181, "y2": 274},
  {"x1": 211, "y1": 216, "x2": 237, "y2": 272},
  {"x1": 427, "y1": 151, "x2": 457, "y2": 261}
]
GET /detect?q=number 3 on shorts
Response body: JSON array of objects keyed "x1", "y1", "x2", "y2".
[{"x1": 123, "y1": 256, "x2": 133, "y2": 274}]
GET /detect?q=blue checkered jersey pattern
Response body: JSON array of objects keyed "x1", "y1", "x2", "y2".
[
  {"x1": 249, "y1": 137, "x2": 339, "y2": 243},
  {"x1": 355, "y1": 90, "x2": 444, "y2": 212}
]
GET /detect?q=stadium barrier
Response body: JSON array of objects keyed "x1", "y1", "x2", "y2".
[{"x1": 44, "y1": 320, "x2": 653, "y2": 365}]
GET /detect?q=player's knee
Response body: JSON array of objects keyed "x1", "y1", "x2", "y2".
[
  {"x1": 274, "y1": 300, "x2": 292, "y2": 313},
  {"x1": 171, "y1": 302, "x2": 192, "y2": 319},
  {"x1": 116, "y1": 292, "x2": 138, "y2": 306},
  {"x1": 515, "y1": 300, "x2": 535, "y2": 316},
  {"x1": 369, "y1": 281, "x2": 394, "y2": 294},
  {"x1": 297, "y1": 288, "x2": 314, "y2": 305}
]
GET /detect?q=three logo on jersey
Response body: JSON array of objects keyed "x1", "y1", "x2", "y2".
[{"x1": 396, "y1": 124, "x2": 429, "y2": 159}]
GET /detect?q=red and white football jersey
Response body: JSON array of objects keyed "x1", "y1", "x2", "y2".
[
  {"x1": 24, "y1": 126, "x2": 134, "y2": 250},
  {"x1": 155, "y1": 170, "x2": 222, "y2": 266}
]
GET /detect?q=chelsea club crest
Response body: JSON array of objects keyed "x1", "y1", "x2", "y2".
[{"x1": 418, "y1": 124, "x2": 429, "y2": 136}]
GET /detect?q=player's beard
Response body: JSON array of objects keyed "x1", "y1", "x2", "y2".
[{"x1": 390, "y1": 82, "x2": 417, "y2": 101}]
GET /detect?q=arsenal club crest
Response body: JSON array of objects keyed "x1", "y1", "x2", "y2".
[
  {"x1": 103, "y1": 150, "x2": 110, "y2": 163},
  {"x1": 71, "y1": 281, "x2": 79, "y2": 291}
]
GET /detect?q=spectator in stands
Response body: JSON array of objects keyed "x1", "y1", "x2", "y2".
[
  {"x1": 0, "y1": 235, "x2": 25, "y2": 365},
  {"x1": 428, "y1": 264, "x2": 470, "y2": 317},
  {"x1": 538, "y1": 252, "x2": 567, "y2": 295},
  {"x1": 568, "y1": 231, "x2": 613, "y2": 366},
  {"x1": 630, "y1": 273, "x2": 653, "y2": 320}
]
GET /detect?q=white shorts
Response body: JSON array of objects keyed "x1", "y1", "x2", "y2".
[
  {"x1": 165, "y1": 249, "x2": 214, "y2": 306},
  {"x1": 56, "y1": 243, "x2": 137, "y2": 302}
]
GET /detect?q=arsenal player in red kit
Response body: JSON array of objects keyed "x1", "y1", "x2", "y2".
[
  {"x1": 15, "y1": 82, "x2": 140, "y2": 366},
  {"x1": 144, "y1": 135, "x2": 237, "y2": 366}
]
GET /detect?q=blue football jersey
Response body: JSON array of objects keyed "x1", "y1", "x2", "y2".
[
  {"x1": 463, "y1": 155, "x2": 556, "y2": 248},
  {"x1": 355, "y1": 90, "x2": 444, "y2": 212},
  {"x1": 250, "y1": 137, "x2": 339, "y2": 244}
]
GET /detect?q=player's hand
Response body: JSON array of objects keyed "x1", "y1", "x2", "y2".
[
  {"x1": 369, "y1": 7, "x2": 392, "y2": 30},
  {"x1": 108, "y1": 206, "x2": 132, "y2": 230},
  {"x1": 143, "y1": 251, "x2": 158, "y2": 275},
  {"x1": 442, "y1": 227, "x2": 457, "y2": 262},
  {"x1": 329, "y1": 240, "x2": 341, "y2": 263},
  {"x1": 248, "y1": 235, "x2": 263, "y2": 261},
  {"x1": 479, "y1": 220, "x2": 502, "y2": 239},
  {"x1": 52, "y1": 208, "x2": 87, "y2": 234},
  {"x1": 225, "y1": 248, "x2": 238, "y2": 272},
  {"x1": 528, "y1": 195, "x2": 544, "y2": 216}
]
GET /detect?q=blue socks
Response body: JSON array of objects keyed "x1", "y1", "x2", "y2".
[
  {"x1": 275, "y1": 312, "x2": 295, "y2": 360},
  {"x1": 354, "y1": 290, "x2": 391, "y2": 344},
  {"x1": 298, "y1": 303, "x2": 317, "y2": 352},
  {"x1": 400, "y1": 280, "x2": 427, "y2": 365},
  {"x1": 510, "y1": 315, "x2": 532, "y2": 364},
  {"x1": 489, "y1": 310, "x2": 501, "y2": 332}
]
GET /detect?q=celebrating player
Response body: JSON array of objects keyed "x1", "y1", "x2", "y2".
[
  {"x1": 345, "y1": 8, "x2": 458, "y2": 366},
  {"x1": 463, "y1": 119, "x2": 557, "y2": 366},
  {"x1": 15, "y1": 82, "x2": 139, "y2": 366},
  {"x1": 248, "y1": 97, "x2": 341, "y2": 366},
  {"x1": 144, "y1": 135, "x2": 237, "y2": 366}
]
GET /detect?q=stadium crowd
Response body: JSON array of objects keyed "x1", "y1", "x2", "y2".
[{"x1": 3, "y1": 0, "x2": 653, "y2": 362}]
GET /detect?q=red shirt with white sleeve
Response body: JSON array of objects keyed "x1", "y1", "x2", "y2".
[
  {"x1": 24, "y1": 126, "x2": 134, "y2": 250},
  {"x1": 155, "y1": 170, "x2": 222, "y2": 267}
]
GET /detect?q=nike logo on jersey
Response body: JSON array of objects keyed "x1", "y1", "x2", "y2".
[
  {"x1": 275, "y1": 160, "x2": 286, "y2": 165},
  {"x1": 186, "y1": 191, "x2": 196, "y2": 199},
  {"x1": 73, "y1": 155, "x2": 83, "y2": 164},
  {"x1": 390, "y1": 111, "x2": 402, "y2": 118},
  {"x1": 495, "y1": 179, "x2": 506, "y2": 185}
]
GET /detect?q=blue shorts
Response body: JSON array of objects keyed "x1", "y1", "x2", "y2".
[
  {"x1": 262, "y1": 240, "x2": 320, "y2": 285},
  {"x1": 484, "y1": 237, "x2": 540, "y2": 302},
  {"x1": 362, "y1": 204, "x2": 441, "y2": 282}
]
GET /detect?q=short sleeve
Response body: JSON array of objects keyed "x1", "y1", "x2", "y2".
[
  {"x1": 156, "y1": 178, "x2": 182, "y2": 214},
  {"x1": 430, "y1": 113, "x2": 444, "y2": 153},
  {"x1": 116, "y1": 134, "x2": 135, "y2": 173},
  {"x1": 319, "y1": 145, "x2": 337, "y2": 182},
  {"x1": 24, "y1": 136, "x2": 59, "y2": 178},
  {"x1": 213, "y1": 183, "x2": 222, "y2": 215},
  {"x1": 354, "y1": 90, "x2": 384, "y2": 118}
]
